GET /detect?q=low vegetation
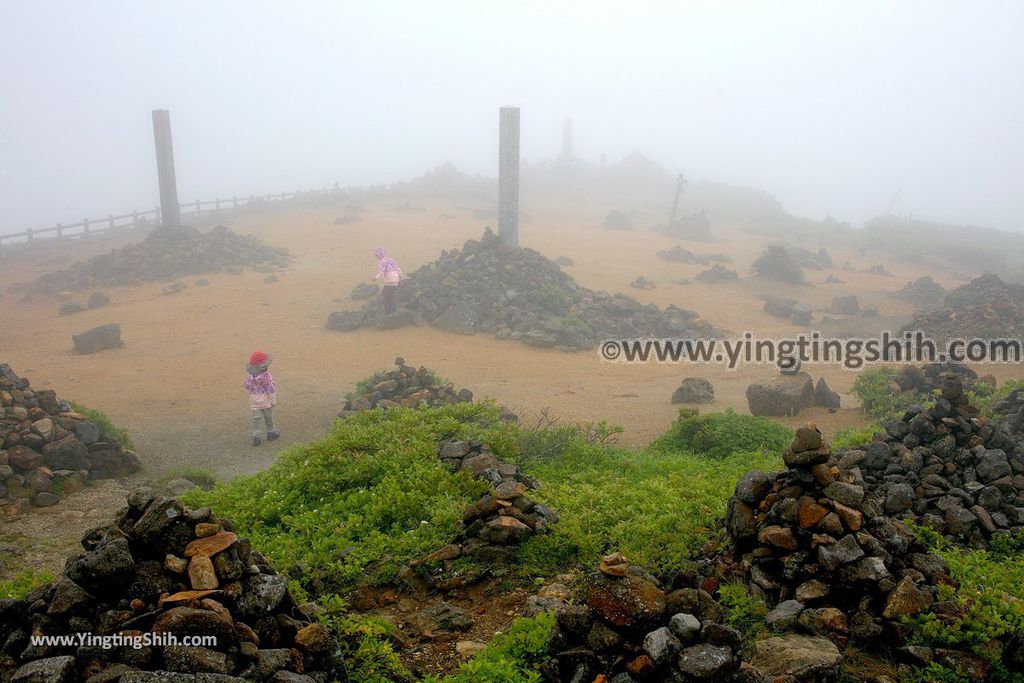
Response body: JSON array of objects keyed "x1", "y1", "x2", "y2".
[
  {"x1": 68, "y1": 400, "x2": 135, "y2": 450},
  {"x1": 649, "y1": 407, "x2": 793, "y2": 460},
  {"x1": 0, "y1": 569, "x2": 54, "y2": 600}
]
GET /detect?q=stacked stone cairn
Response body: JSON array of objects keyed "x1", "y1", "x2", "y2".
[
  {"x1": 1, "y1": 363, "x2": 140, "y2": 516},
  {"x1": 725, "y1": 420, "x2": 1024, "y2": 679},
  {"x1": 411, "y1": 439, "x2": 559, "y2": 582},
  {"x1": 327, "y1": 228, "x2": 719, "y2": 351},
  {"x1": 850, "y1": 375, "x2": 1024, "y2": 544},
  {"x1": 540, "y1": 553, "x2": 843, "y2": 682},
  {"x1": 0, "y1": 490, "x2": 342, "y2": 682},
  {"x1": 337, "y1": 357, "x2": 474, "y2": 417}
]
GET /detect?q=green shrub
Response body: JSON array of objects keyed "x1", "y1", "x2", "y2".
[
  {"x1": 317, "y1": 594, "x2": 412, "y2": 682},
  {"x1": 832, "y1": 424, "x2": 882, "y2": 449},
  {"x1": 184, "y1": 403, "x2": 495, "y2": 594},
  {"x1": 426, "y1": 612, "x2": 555, "y2": 683},
  {"x1": 649, "y1": 408, "x2": 792, "y2": 460},
  {"x1": 718, "y1": 581, "x2": 768, "y2": 638},
  {"x1": 850, "y1": 368, "x2": 906, "y2": 421},
  {"x1": 155, "y1": 467, "x2": 218, "y2": 490},
  {"x1": 68, "y1": 401, "x2": 134, "y2": 450},
  {"x1": 0, "y1": 569, "x2": 54, "y2": 599}
]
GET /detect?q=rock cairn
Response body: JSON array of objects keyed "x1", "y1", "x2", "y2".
[
  {"x1": 694, "y1": 264, "x2": 737, "y2": 284},
  {"x1": 337, "y1": 357, "x2": 474, "y2": 417},
  {"x1": 725, "y1": 426, "x2": 958, "y2": 649},
  {"x1": 893, "y1": 361, "x2": 977, "y2": 396},
  {"x1": 411, "y1": 439, "x2": 558, "y2": 583},
  {"x1": 327, "y1": 228, "x2": 719, "y2": 351},
  {"x1": 846, "y1": 376, "x2": 1024, "y2": 544},
  {"x1": 34, "y1": 226, "x2": 291, "y2": 295},
  {"x1": 895, "y1": 276, "x2": 945, "y2": 308},
  {"x1": 905, "y1": 273, "x2": 1024, "y2": 340},
  {"x1": 724, "y1": 423, "x2": 1024, "y2": 677},
  {"x1": 540, "y1": 553, "x2": 842, "y2": 682},
  {"x1": 1, "y1": 364, "x2": 140, "y2": 517},
  {"x1": 0, "y1": 490, "x2": 342, "y2": 683}
]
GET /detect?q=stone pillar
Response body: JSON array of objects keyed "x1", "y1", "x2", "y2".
[
  {"x1": 561, "y1": 117, "x2": 573, "y2": 160},
  {"x1": 498, "y1": 106, "x2": 520, "y2": 246},
  {"x1": 152, "y1": 109, "x2": 181, "y2": 229}
]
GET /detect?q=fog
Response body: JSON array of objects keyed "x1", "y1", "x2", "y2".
[{"x1": 2, "y1": 1, "x2": 1022, "y2": 233}]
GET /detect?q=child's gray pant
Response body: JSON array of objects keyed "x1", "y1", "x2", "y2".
[{"x1": 252, "y1": 408, "x2": 276, "y2": 437}]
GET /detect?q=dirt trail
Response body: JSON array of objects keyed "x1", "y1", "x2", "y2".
[{"x1": 0, "y1": 197, "x2": 1012, "y2": 486}]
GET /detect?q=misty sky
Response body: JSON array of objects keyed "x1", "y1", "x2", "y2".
[{"x1": 2, "y1": 1, "x2": 1022, "y2": 234}]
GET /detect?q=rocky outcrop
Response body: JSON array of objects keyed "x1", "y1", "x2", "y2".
[
  {"x1": 326, "y1": 228, "x2": 719, "y2": 351},
  {"x1": 671, "y1": 378, "x2": 715, "y2": 404},
  {"x1": 746, "y1": 373, "x2": 815, "y2": 417},
  {"x1": 694, "y1": 264, "x2": 737, "y2": 284},
  {"x1": 73, "y1": 323, "x2": 123, "y2": 354},
  {"x1": 895, "y1": 277, "x2": 945, "y2": 308},
  {"x1": 656, "y1": 246, "x2": 707, "y2": 265},
  {"x1": 0, "y1": 491, "x2": 342, "y2": 682},
  {"x1": 905, "y1": 273, "x2": 1024, "y2": 340},
  {"x1": 1, "y1": 364, "x2": 140, "y2": 517}
]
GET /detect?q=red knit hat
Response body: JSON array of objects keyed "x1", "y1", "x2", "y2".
[{"x1": 249, "y1": 351, "x2": 269, "y2": 367}]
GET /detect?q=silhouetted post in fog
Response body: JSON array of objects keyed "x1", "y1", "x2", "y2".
[
  {"x1": 152, "y1": 109, "x2": 181, "y2": 229},
  {"x1": 498, "y1": 106, "x2": 520, "y2": 246},
  {"x1": 560, "y1": 117, "x2": 574, "y2": 162}
]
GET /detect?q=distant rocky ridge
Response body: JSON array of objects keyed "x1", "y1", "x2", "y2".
[{"x1": 327, "y1": 228, "x2": 720, "y2": 351}]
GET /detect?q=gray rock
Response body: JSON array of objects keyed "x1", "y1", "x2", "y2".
[
  {"x1": 434, "y1": 301, "x2": 481, "y2": 335},
  {"x1": 977, "y1": 450, "x2": 1011, "y2": 483},
  {"x1": 814, "y1": 377, "x2": 841, "y2": 409},
  {"x1": 765, "y1": 599, "x2": 805, "y2": 630},
  {"x1": 668, "y1": 612, "x2": 702, "y2": 643},
  {"x1": 42, "y1": 436, "x2": 90, "y2": 471},
  {"x1": 676, "y1": 643, "x2": 733, "y2": 681},
  {"x1": 818, "y1": 534, "x2": 864, "y2": 571},
  {"x1": 73, "y1": 323, "x2": 123, "y2": 354},
  {"x1": 375, "y1": 308, "x2": 420, "y2": 330},
  {"x1": 88, "y1": 291, "x2": 112, "y2": 308},
  {"x1": 671, "y1": 377, "x2": 715, "y2": 404},
  {"x1": 823, "y1": 482, "x2": 864, "y2": 508},
  {"x1": 72, "y1": 420, "x2": 101, "y2": 445},
  {"x1": 11, "y1": 656, "x2": 76, "y2": 683},
  {"x1": 746, "y1": 373, "x2": 814, "y2": 417},
  {"x1": 237, "y1": 574, "x2": 288, "y2": 618},
  {"x1": 734, "y1": 470, "x2": 770, "y2": 505},
  {"x1": 350, "y1": 283, "x2": 379, "y2": 300},
  {"x1": 884, "y1": 483, "x2": 915, "y2": 514},
  {"x1": 642, "y1": 626, "x2": 682, "y2": 665},
  {"x1": 830, "y1": 295, "x2": 859, "y2": 315},
  {"x1": 748, "y1": 635, "x2": 842, "y2": 680}
]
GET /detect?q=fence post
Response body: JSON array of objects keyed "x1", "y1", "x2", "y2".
[
  {"x1": 132, "y1": 211, "x2": 139, "y2": 229},
  {"x1": 108, "y1": 214, "x2": 115, "y2": 230},
  {"x1": 83, "y1": 219, "x2": 90, "y2": 237},
  {"x1": 152, "y1": 109, "x2": 181, "y2": 229},
  {"x1": 56, "y1": 224, "x2": 63, "y2": 238},
  {"x1": 498, "y1": 105, "x2": 521, "y2": 246}
]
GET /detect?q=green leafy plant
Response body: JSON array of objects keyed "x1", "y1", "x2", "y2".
[
  {"x1": 832, "y1": 424, "x2": 883, "y2": 449},
  {"x1": 426, "y1": 612, "x2": 555, "y2": 683},
  {"x1": 718, "y1": 581, "x2": 768, "y2": 638},
  {"x1": 317, "y1": 593, "x2": 413, "y2": 682},
  {"x1": 850, "y1": 368, "x2": 907, "y2": 421},
  {"x1": 649, "y1": 408, "x2": 792, "y2": 459},
  {"x1": 0, "y1": 569, "x2": 54, "y2": 599}
]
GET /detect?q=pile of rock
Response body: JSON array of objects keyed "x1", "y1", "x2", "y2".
[
  {"x1": 540, "y1": 553, "x2": 842, "y2": 682},
  {"x1": 724, "y1": 424, "x2": 1024, "y2": 677},
  {"x1": 59, "y1": 290, "x2": 111, "y2": 316},
  {"x1": 0, "y1": 490, "x2": 343, "y2": 682},
  {"x1": 751, "y1": 245, "x2": 804, "y2": 284},
  {"x1": 893, "y1": 362, "x2": 978, "y2": 396},
  {"x1": 725, "y1": 427, "x2": 957, "y2": 646},
  {"x1": 761, "y1": 295, "x2": 812, "y2": 326},
  {"x1": 895, "y1": 276, "x2": 945, "y2": 308},
  {"x1": 603, "y1": 210, "x2": 633, "y2": 231},
  {"x1": 327, "y1": 228, "x2": 720, "y2": 351},
  {"x1": 654, "y1": 211, "x2": 712, "y2": 241},
  {"x1": 1, "y1": 364, "x2": 140, "y2": 516},
  {"x1": 905, "y1": 273, "x2": 1024, "y2": 340},
  {"x1": 337, "y1": 357, "x2": 474, "y2": 417},
  {"x1": 694, "y1": 264, "x2": 737, "y2": 284},
  {"x1": 34, "y1": 226, "x2": 291, "y2": 294},
  {"x1": 412, "y1": 439, "x2": 558, "y2": 578},
  {"x1": 746, "y1": 373, "x2": 840, "y2": 416},
  {"x1": 844, "y1": 377, "x2": 1024, "y2": 544},
  {"x1": 656, "y1": 246, "x2": 707, "y2": 264}
]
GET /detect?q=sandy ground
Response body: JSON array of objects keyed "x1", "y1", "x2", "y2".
[{"x1": 1, "y1": 196, "x2": 1019, "y2": 493}]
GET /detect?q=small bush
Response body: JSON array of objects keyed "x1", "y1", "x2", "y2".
[
  {"x1": 426, "y1": 612, "x2": 555, "y2": 683},
  {"x1": 832, "y1": 424, "x2": 882, "y2": 449},
  {"x1": 850, "y1": 368, "x2": 906, "y2": 421},
  {"x1": 650, "y1": 408, "x2": 792, "y2": 459},
  {"x1": 317, "y1": 594, "x2": 412, "y2": 682},
  {"x1": 69, "y1": 401, "x2": 134, "y2": 450},
  {"x1": 718, "y1": 581, "x2": 768, "y2": 638},
  {"x1": 751, "y1": 244, "x2": 804, "y2": 284}
]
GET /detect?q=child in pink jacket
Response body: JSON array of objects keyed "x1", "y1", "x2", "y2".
[{"x1": 245, "y1": 351, "x2": 278, "y2": 446}]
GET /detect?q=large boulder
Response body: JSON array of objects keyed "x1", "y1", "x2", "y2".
[
  {"x1": 830, "y1": 295, "x2": 859, "y2": 315},
  {"x1": 748, "y1": 635, "x2": 842, "y2": 681},
  {"x1": 72, "y1": 323, "x2": 122, "y2": 354},
  {"x1": 671, "y1": 378, "x2": 714, "y2": 404},
  {"x1": 746, "y1": 373, "x2": 814, "y2": 417}
]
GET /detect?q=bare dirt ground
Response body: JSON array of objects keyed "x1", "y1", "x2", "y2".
[{"x1": 1, "y1": 196, "x2": 1018, "y2": 582}]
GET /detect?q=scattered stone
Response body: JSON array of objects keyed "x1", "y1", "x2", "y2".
[
  {"x1": 671, "y1": 377, "x2": 714, "y2": 404},
  {"x1": 72, "y1": 323, "x2": 122, "y2": 354}
]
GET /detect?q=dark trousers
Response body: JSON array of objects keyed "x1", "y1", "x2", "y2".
[{"x1": 382, "y1": 285, "x2": 397, "y2": 314}]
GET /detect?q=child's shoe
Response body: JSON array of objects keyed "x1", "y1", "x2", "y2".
[
  {"x1": 252, "y1": 435, "x2": 262, "y2": 447},
  {"x1": 267, "y1": 430, "x2": 280, "y2": 441}
]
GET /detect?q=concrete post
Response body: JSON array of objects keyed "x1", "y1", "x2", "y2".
[
  {"x1": 151, "y1": 109, "x2": 181, "y2": 229},
  {"x1": 498, "y1": 106, "x2": 520, "y2": 246}
]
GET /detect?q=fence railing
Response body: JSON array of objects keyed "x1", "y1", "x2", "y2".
[{"x1": 0, "y1": 185, "x2": 383, "y2": 247}]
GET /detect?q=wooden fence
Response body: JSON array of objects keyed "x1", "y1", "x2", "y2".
[{"x1": 0, "y1": 185, "x2": 380, "y2": 247}]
